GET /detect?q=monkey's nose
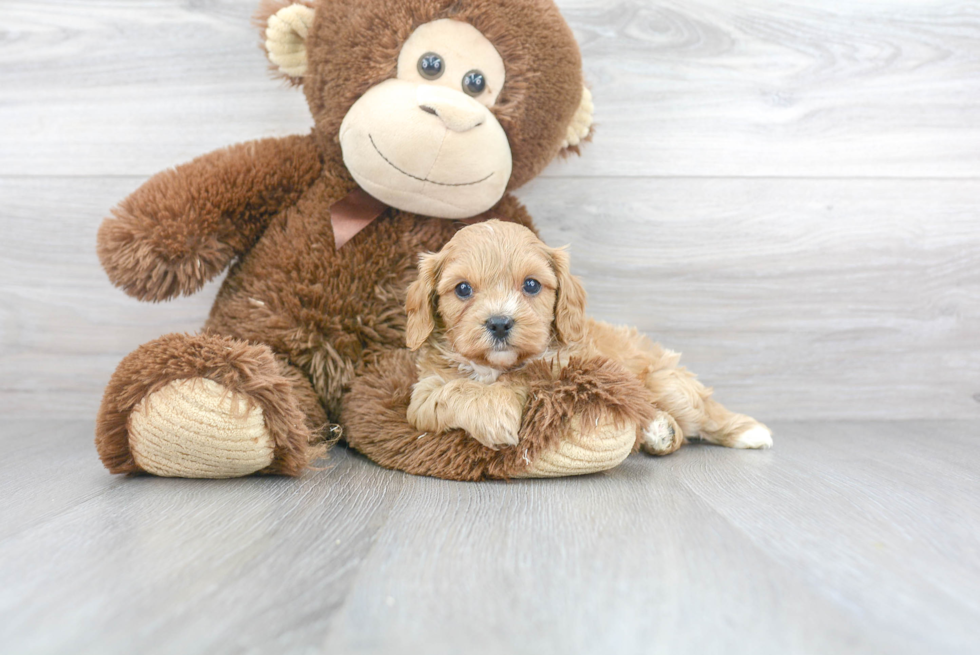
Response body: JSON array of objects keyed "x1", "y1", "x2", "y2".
[
  {"x1": 485, "y1": 316, "x2": 515, "y2": 340},
  {"x1": 417, "y1": 84, "x2": 487, "y2": 133}
]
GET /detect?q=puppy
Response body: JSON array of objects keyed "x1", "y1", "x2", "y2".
[{"x1": 405, "y1": 219, "x2": 772, "y2": 454}]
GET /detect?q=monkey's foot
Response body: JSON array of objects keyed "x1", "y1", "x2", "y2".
[
  {"x1": 96, "y1": 333, "x2": 327, "y2": 478},
  {"x1": 517, "y1": 414, "x2": 636, "y2": 478},
  {"x1": 128, "y1": 378, "x2": 274, "y2": 478}
]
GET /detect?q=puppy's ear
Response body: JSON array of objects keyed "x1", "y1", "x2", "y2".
[
  {"x1": 549, "y1": 246, "x2": 587, "y2": 345},
  {"x1": 405, "y1": 253, "x2": 440, "y2": 351}
]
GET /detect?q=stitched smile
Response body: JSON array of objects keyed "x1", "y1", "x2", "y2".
[{"x1": 369, "y1": 134, "x2": 494, "y2": 187}]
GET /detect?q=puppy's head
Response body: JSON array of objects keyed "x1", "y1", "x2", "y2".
[{"x1": 406, "y1": 220, "x2": 587, "y2": 369}]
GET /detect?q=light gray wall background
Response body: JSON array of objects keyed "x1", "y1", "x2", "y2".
[{"x1": 1, "y1": 0, "x2": 978, "y2": 422}]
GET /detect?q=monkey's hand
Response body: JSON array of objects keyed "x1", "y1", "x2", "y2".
[{"x1": 97, "y1": 134, "x2": 322, "y2": 302}]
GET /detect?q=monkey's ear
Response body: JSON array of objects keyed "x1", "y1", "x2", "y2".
[
  {"x1": 549, "y1": 246, "x2": 588, "y2": 345},
  {"x1": 259, "y1": 2, "x2": 315, "y2": 82},
  {"x1": 405, "y1": 253, "x2": 441, "y2": 351},
  {"x1": 560, "y1": 86, "x2": 595, "y2": 152}
]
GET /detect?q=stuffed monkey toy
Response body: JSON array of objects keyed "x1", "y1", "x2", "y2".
[{"x1": 94, "y1": 0, "x2": 696, "y2": 480}]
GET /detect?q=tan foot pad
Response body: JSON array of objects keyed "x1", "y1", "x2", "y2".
[
  {"x1": 129, "y1": 378, "x2": 274, "y2": 478},
  {"x1": 517, "y1": 415, "x2": 635, "y2": 478}
]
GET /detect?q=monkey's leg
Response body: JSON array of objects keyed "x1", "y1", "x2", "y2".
[{"x1": 96, "y1": 333, "x2": 328, "y2": 478}]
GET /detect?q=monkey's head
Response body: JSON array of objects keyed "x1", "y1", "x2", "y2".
[{"x1": 258, "y1": 0, "x2": 593, "y2": 219}]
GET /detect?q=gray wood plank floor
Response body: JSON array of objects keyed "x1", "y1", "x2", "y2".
[{"x1": 1, "y1": 420, "x2": 977, "y2": 654}]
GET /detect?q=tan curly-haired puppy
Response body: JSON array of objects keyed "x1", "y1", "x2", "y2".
[{"x1": 405, "y1": 220, "x2": 773, "y2": 455}]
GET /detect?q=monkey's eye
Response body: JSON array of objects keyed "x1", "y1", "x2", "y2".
[
  {"x1": 418, "y1": 53, "x2": 445, "y2": 80},
  {"x1": 455, "y1": 282, "x2": 474, "y2": 300},
  {"x1": 462, "y1": 70, "x2": 486, "y2": 96},
  {"x1": 523, "y1": 278, "x2": 542, "y2": 296}
]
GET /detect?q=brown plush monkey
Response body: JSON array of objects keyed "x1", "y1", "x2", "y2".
[
  {"x1": 94, "y1": 0, "x2": 601, "y2": 478},
  {"x1": 92, "y1": 0, "x2": 671, "y2": 479}
]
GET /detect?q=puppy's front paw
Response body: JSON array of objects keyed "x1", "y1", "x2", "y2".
[
  {"x1": 465, "y1": 391, "x2": 523, "y2": 450},
  {"x1": 468, "y1": 410, "x2": 522, "y2": 449}
]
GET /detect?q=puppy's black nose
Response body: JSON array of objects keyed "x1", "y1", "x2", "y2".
[{"x1": 485, "y1": 316, "x2": 515, "y2": 340}]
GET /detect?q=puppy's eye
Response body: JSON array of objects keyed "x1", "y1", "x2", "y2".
[
  {"x1": 462, "y1": 70, "x2": 486, "y2": 96},
  {"x1": 418, "y1": 53, "x2": 445, "y2": 80},
  {"x1": 523, "y1": 278, "x2": 542, "y2": 295},
  {"x1": 455, "y1": 282, "x2": 473, "y2": 300}
]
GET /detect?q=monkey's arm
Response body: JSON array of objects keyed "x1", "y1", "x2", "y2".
[
  {"x1": 97, "y1": 134, "x2": 322, "y2": 302},
  {"x1": 407, "y1": 376, "x2": 528, "y2": 449}
]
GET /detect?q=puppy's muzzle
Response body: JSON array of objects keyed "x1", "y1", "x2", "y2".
[{"x1": 485, "y1": 315, "x2": 514, "y2": 342}]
